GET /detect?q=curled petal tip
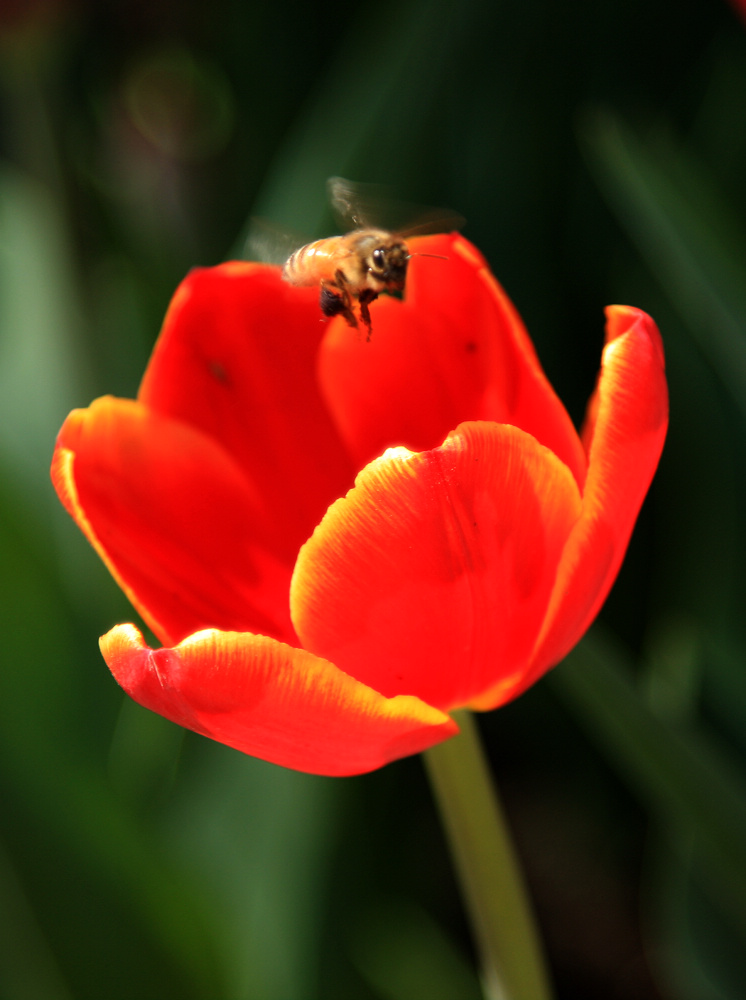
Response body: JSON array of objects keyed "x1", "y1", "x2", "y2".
[{"x1": 605, "y1": 304, "x2": 666, "y2": 369}]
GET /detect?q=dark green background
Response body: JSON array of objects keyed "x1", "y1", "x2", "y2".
[{"x1": 2, "y1": 1, "x2": 746, "y2": 997}]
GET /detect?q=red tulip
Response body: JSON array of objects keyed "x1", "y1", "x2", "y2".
[{"x1": 51, "y1": 235, "x2": 667, "y2": 775}]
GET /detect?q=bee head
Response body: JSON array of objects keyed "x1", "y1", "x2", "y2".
[{"x1": 369, "y1": 241, "x2": 409, "y2": 288}]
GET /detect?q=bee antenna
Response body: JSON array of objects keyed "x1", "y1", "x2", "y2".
[{"x1": 408, "y1": 252, "x2": 449, "y2": 261}]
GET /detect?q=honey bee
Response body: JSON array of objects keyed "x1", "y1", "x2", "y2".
[
  {"x1": 280, "y1": 177, "x2": 459, "y2": 340},
  {"x1": 282, "y1": 228, "x2": 409, "y2": 340}
]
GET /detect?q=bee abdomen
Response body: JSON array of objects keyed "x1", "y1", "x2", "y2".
[{"x1": 282, "y1": 240, "x2": 328, "y2": 286}]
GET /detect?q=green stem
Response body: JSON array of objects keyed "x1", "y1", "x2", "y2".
[{"x1": 423, "y1": 710, "x2": 553, "y2": 1000}]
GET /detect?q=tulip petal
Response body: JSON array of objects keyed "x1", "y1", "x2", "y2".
[
  {"x1": 138, "y1": 263, "x2": 356, "y2": 564},
  {"x1": 290, "y1": 421, "x2": 582, "y2": 712},
  {"x1": 101, "y1": 624, "x2": 458, "y2": 776},
  {"x1": 506, "y1": 306, "x2": 668, "y2": 700},
  {"x1": 52, "y1": 397, "x2": 296, "y2": 646},
  {"x1": 317, "y1": 234, "x2": 587, "y2": 487}
]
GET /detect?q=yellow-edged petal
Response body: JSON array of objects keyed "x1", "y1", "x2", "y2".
[{"x1": 101, "y1": 624, "x2": 458, "y2": 776}]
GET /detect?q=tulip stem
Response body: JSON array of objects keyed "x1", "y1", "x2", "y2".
[{"x1": 423, "y1": 710, "x2": 553, "y2": 1000}]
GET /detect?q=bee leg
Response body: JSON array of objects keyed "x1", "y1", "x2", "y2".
[
  {"x1": 333, "y1": 271, "x2": 358, "y2": 329},
  {"x1": 320, "y1": 276, "x2": 357, "y2": 328},
  {"x1": 357, "y1": 289, "x2": 378, "y2": 342},
  {"x1": 319, "y1": 284, "x2": 348, "y2": 320}
]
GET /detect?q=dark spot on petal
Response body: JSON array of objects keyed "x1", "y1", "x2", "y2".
[
  {"x1": 465, "y1": 341, "x2": 477, "y2": 353},
  {"x1": 210, "y1": 360, "x2": 228, "y2": 383}
]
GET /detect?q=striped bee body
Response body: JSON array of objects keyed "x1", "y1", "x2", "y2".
[{"x1": 282, "y1": 228, "x2": 409, "y2": 340}]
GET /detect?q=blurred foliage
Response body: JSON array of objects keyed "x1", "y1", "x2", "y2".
[{"x1": 2, "y1": 0, "x2": 746, "y2": 997}]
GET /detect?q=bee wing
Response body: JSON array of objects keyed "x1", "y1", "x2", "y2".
[
  {"x1": 243, "y1": 218, "x2": 310, "y2": 265},
  {"x1": 397, "y1": 209, "x2": 466, "y2": 239},
  {"x1": 326, "y1": 176, "x2": 377, "y2": 228},
  {"x1": 327, "y1": 176, "x2": 464, "y2": 236}
]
